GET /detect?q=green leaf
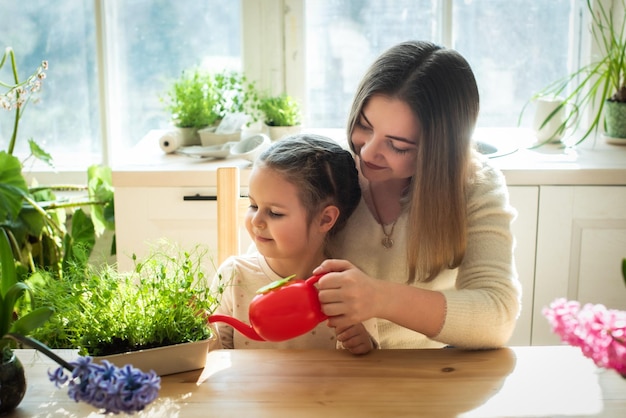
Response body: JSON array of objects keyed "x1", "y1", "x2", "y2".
[
  {"x1": 622, "y1": 258, "x2": 626, "y2": 288},
  {"x1": 70, "y1": 209, "x2": 96, "y2": 248},
  {"x1": 0, "y1": 228, "x2": 17, "y2": 298},
  {"x1": 62, "y1": 209, "x2": 95, "y2": 270},
  {"x1": 0, "y1": 151, "x2": 28, "y2": 223},
  {"x1": 87, "y1": 165, "x2": 115, "y2": 233},
  {"x1": 10, "y1": 306, "x2": 54, "y2": 335},
  {"x1": 256, "y1": 274, "x2": 296, "y2": 294},
  {"x1": 16, "y1": 205, "x2": 46, "y2": 238},
  {"x1": 0, "y1": 282, "x2": 30, "y2": 338},
  {"x1": 28, "y1": 139, "x2": 54, "y2": 168}
]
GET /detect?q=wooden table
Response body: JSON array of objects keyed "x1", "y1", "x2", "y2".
[{"x1": 8, "y1": 346, "x2": 626, "y2": 417}]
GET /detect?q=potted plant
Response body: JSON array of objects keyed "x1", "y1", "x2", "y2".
[
  {"x1": 524, "y1": 0, "x2": 626, "y2": 146},
  {"x1": 27, "y1": 242, "x2": 226, "y2": 376},
  {"x1": 161, "y1": 68, "x2": 260, "y2": 146},
  {"x1": 0, "y1": 47, "x2": 115, "y2": 281},
  {"x1": 258, "y1": 93, "x2": 303, "y2": 141},
  {"x1": 0, "y1": 229, "x2": 54, "y2": 414},
  {"x1": 161, "y1": 68, "x2": 218, "y2": 145}
]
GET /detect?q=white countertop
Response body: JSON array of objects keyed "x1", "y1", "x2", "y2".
[{"x1": 112, "y1": 129, "x2": 626, "y2": 187}]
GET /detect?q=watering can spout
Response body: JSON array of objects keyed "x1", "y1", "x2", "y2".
[
  {"x1": 208, "y1": 314, "x2": 265, "y2": 341},
  {"x1": 209, "y1": 273, "x2": 327, "y2": 343}
]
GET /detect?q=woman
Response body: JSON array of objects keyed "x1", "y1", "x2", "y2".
[{"x1": 314, "y1": 40, "x2": 522, "y2": 349}]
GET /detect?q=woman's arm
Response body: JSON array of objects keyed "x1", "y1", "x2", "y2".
[{"x1": 315, "y1": 259, "x2": 446, "y2": 338}]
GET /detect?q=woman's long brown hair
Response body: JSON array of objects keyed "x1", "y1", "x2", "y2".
[{"x1": 346, "y1": 41, "x2": 480, "y2": 283}]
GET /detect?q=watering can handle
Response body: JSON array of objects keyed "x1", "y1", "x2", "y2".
[{"x1": 305, "y1": 273, "x2": 325, "y2": 286}]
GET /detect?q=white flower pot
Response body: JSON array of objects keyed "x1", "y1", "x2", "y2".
[
  {"x1": 265, "y1": 124, "x2": 301, "y2": 141},
  {"x1": 94, "y1": 339, "x2": 211, "y2": 376},
  {"x1": 175, "y1": 126, "x2": 201, "y2": 146}
]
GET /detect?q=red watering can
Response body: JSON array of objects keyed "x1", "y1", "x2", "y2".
[{"x1": 208, "y1": 273, "x2": 327, "y2": 342}]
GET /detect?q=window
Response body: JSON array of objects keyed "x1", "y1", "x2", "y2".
[
  {"x1": 302, "y1": 0, "x2": 578, "y2": 128},
  {"x1": 1, "y1": 0, "x2": 594, "y2": 173},
  {"x1": 1, "y1": 0, "x2": 242, "y2": 170},
  {"x1": 104, "y1": 0, "x2": 242, "y2": 158},
  {"x1": 0, "y1": 1, "x2": 100, "y2": 169}
]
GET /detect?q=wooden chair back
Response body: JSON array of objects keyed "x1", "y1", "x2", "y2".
[{"x1": 216, "y1": 167, "x2": 248, "y2": 265}]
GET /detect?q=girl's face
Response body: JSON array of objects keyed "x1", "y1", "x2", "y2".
[
  {"x1": 351, "y1": 94, "x2": 419, "y2": 183},
  {"x1": 245, "y1": 166, "x2": 327, "y2": 264}
]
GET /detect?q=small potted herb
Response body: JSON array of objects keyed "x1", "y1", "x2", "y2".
[
  {"x1": 161, "y1": 68, "x2": 260, "y2": 146},
  {"x1": 28, "y1": 243, "x2": 226, "y2": 376},
  {"x1": 161, "y1": 68, "x2": 219, "y2": 145},
  {"x1": 258, "y1": 93, "x2": 303, "y2": 141}
]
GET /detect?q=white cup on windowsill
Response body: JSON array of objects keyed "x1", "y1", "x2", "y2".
[{"x1": 532, "y1": 96, "x2": 576, "y2": 144}]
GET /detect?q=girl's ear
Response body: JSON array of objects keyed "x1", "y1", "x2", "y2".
[{"x1": 318, "y1": 205, "x2": 340, "y2": 233}]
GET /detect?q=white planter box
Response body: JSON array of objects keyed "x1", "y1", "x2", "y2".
[{"x1": 94, "y1": 339, "x2": 211, "y2": 376}]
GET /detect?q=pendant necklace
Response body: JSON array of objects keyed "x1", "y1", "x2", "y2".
[{"x1": 369, "y1": 184, "x2": 398, "y2": 249}]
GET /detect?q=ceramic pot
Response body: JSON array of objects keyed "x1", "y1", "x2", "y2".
[
  {"x1": 175, "y1": 126, "x2": 201, "y2": 146},
  {"x1": 604, "y1": 100, "x2": 626, "y2": 141},
  {"x1": 265, "y1": 124, "x2": 301, "y2": 141},
  {"x1": 0, "y1": 351, "x2": 27, "y2": 414}
]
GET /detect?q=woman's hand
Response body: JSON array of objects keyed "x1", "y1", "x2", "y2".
[{"x1": 314, "y1": 259, "x2": 381, "y2": 330}]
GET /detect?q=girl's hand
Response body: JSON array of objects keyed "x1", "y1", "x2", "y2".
[
  {"x1": 335, "y1": 323, "x2": 376, "y2": 355},
  {"x1": 314, "y1": 259, "x2": 381, "y2": 330}
]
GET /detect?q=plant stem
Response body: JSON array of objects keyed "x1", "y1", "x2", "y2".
[
  {"x1": 4, "y1": 333, "x2": 75, "y2": 371},
  {"x1": 21, "y1": 195, "x2": 65, "y2": 236},
  {"x1": 6, "y1": 48, "x2": 20, "y2": 155}
]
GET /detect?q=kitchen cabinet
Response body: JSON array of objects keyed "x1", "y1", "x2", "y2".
[
  {"x1": 531, "y1": 186, "x2": 626, "y2": 345},
  {"x1": 114, "y1": 186, "x2": 218, "y2": 272},
  {"x1": 114, "y1": 185, "x2": 252, "y2": 272},
  {"x1": 507, "y1": 186, "x2": 539, "y2": 346}
]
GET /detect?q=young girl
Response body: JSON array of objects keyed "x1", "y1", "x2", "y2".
[{"x1": 210, "y1": 134, "x2": 377, "y2": 354}]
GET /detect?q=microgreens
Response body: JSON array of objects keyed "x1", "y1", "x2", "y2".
[{"x1": 28, "y1": 243, "x2": 225, "y2": 356}]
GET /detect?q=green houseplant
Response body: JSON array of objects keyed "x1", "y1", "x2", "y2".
[
  {"x1": 161, "y1": 68, "x2": 260, "y2": 145},
  {"x1": 258, "y1": 93, "x2": 303, "y2": 141},
  {"x1": 162, "y1": 68, "x2": 219, "y2": 131},
  {"x1": 259, "y1": 93, "x2": 302, "y2": 127},
  {"x1": 525, "y1": 0, "x2": 626, "y2": 146},
  {"x1": 0, "y1": 228, "x2": 54, "y2": 413},
  {"x1": 0, "y1": 47, "x2": 115, "y2": 280}
]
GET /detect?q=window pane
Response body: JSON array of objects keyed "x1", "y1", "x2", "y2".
[
  {"x1": 108, "y1": 0, "x2": 242, "y2": 160},
  {"x1": 453, "y1": 0, "x2": 575, "y2": 127},
  {"x1": 304, "y1": 0, "x2": 575, "y2": 129},
  {"x1": 305, "y1": 0, "x2": 437, "y2": 129},
  {"x1": 0, "y1": 1, "x2": 100, "y2": 168}
]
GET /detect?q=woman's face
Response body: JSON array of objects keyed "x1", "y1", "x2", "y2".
[
  {"x1": 351, "y1": 94, "x2": 419, "y2": 183},
  {"x1": 245, "y1": 166, "x2": 326, "y2": 261}
]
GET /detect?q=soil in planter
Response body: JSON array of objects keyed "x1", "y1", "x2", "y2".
[{"x1": 91, "y1": 335, "x2": 212, "y2": 356}]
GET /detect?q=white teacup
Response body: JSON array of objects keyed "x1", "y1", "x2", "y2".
[
  {"x1": 533, "y1": 96, "x2": 572, "y2": 143},
  {"x1": 230, "y1": 133, "x2": 271, "y2": 162}
]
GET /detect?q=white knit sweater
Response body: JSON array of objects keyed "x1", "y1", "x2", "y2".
[{"x1": 328, "y1": 157, "x2": 522, "y2": 349}]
